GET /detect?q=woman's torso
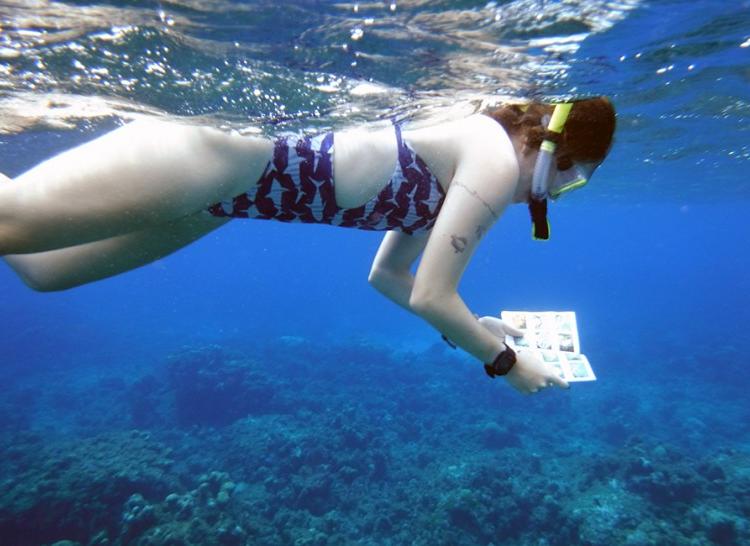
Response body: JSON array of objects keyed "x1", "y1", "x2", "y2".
[{"x1": 207, "y1": 113, "x2": 516, "y2": 233}]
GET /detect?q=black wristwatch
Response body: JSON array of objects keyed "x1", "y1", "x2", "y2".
[{"x1": 484, "y1": 344, "x2": 517, "y2": 378}]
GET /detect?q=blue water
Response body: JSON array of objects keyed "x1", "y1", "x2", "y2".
[{"x1": 1, "y1": 1, "x2": 749, "y2": 545}]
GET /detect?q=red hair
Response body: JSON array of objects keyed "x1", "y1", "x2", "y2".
[{"x1": 485, "y1": 97, "x2": 616, "y2": 169}]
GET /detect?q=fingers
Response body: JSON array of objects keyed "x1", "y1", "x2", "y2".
[
  {"x1": 478, "y1": 317, "x2": 525, "y2": 339},
  {"x1": 478, "y1": 316, "x2": 509, "y2": 339},
  {"x1": 498, "y1": 320, "x2": 524, "y2": 337},
  {"x1": 525, "y1": 377, "x2": 569, "y2": 395}
]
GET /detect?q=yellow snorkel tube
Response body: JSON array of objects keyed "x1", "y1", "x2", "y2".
[
  {"x1": 529, "y1": 103, "x2": 572, "y2": 240},
  {"x1": 531, "y1": 103, "x2": 572, "y2": 200}
]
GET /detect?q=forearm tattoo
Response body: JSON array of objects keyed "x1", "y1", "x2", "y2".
[
  {"x1": 450, "y1": 235, "x2": 467, "y2": 253},
  {"x1": 475, "y1": 224, "x2": 486, "y2": 240},
  {"x1": 452, "y1": 181, "x2": 498, "y2": 219}
]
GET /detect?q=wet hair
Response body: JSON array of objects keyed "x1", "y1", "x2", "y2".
[{"x1": 485, "y1": 97, "x2": 616, "y2": 170}]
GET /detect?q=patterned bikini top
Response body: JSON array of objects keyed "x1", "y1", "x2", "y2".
[{"x1": 206, "y1": 123, "x2": 447, "y2": 234}]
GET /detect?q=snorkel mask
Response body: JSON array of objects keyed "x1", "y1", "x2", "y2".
[{"x1": 528, "y1": 103, "x2": 596, "y2": 240}]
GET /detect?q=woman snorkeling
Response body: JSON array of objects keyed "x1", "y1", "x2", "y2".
[{"x1": 0, "y1": 97, "x2": 615, "y2": 395}]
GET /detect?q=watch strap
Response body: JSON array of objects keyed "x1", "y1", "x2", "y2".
[{"x1": 484, "y1": 344, "x2": 517, "y2": 378}]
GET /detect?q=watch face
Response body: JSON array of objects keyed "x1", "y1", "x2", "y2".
[
  {"x1": 496, "y1": 352, "x2": 515, "y2": 375},
  {"x1": 493, "y1": 348, "x2": 516, "y2": 376},
  {"x1": 485, "y1": 347, "x2": 517, "y2": 378}
]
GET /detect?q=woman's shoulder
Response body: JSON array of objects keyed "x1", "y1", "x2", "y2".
[
  {"x1": 406, "y1": 114, "x2": 516, "y2": 185},
  {"x1": 406, "y1": 114, "x2": 512, "y2": 156}
]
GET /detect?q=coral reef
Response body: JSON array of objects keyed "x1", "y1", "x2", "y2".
[
  {"x1": 0, "y1": 431, "x2": 176, "y2": 545},
  {"x1": 0, "y1": 340, "x2": 748, "y2": 545},
  {"x1": 165, "y1": 347, "x2": 280, "y2": 426},
  {"x1": 120, "y1": 471, "x2": 248, "y2": 546}
]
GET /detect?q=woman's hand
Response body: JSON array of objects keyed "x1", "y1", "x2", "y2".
[
  {"x1": 477, "y1": 315, "x2": 524, "y2": 339},
  {"x1": 505, "y1": 350, "x2": 569, "y2": 394},
  {"x1": 478, "y1": 315, "x2": 569, "y2": 394}
]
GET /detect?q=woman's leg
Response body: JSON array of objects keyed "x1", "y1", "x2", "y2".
[
  {"x1": 0, "y1": 119, "x2": 271, "y2": 255},
  {"x1": 4, "y1": 212, "x2": 229, "y2": 291}
]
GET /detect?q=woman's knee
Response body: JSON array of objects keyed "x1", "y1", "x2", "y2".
[
  {"x1": 0, "y1": 183, "x2": 23, "y2": 255},
  {"x1": 3, "y1": 256, "x2": 74, "y2": 292}
]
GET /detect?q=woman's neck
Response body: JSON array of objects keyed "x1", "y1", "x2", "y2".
[{"x1": 509, "y1": 133, "x2": 536, "y2": 203}]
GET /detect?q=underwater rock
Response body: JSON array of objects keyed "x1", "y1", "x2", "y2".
[
  {"x1": 128, "y1": 470, "x2": 247, "y2": 546},
  {"x1": 120, "y1": 493, "x2": 157, "y2": 542},
  {"x1": 476, "y1": 422, "x2": 521, "y2": 450},
  {"x1": 570, "y1": 444, "x2": 750, "y2": 544},
  {"x1": 627, "y1": 467, "x2": 700, "y2": 505},
  {"x1": 339, "y1": 425, "x2": 370, "y2": 450},
  {"x1": 0, "y1": 431, "x2": 177, "y2": 545},
  {"x1": 697, "y1": 462, "x2": 726, "y2": 482},
  {"x1": 370, "y1": 451, "x2": 388, "y2": 481},
  {"x1": 448, "y1": 504, "x2": 484, "y2": 537},
  {"x1": 293, "y1": 472, "x2": 333, "y2": 516},
  {"x1": 337, "y1": 465, "x2": 359, "y2": 484},
  {"x1": 129, "y1": 374, "x2": 171, "y2": 429},
  {"x1": 625, "y1": 456, "x2": 654, "y2": 477},
  {"x1": 707, "y1": 515, "x2": 738, "y2": 545},
  {"x1": 166, "y1": 347, "x2": 278, "y2": 427},
  {"x1": 439, "y1": 487, "x2": 496, "y2": 543}
]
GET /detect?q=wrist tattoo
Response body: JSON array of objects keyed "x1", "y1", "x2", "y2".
[{"x1": 450, "y1": 234, "x2": 467, "y2": 253}]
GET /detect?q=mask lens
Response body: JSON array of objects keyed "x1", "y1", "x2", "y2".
[{"x1": 548, "y1": 162, "x2": 597, "y2": 199}]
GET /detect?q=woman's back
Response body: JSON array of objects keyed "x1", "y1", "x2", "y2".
[{"x1": 333, "y1": 114, "x2": 516, "y2": 209}]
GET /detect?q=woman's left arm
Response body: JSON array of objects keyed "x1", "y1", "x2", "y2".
[
  {"x1": 409, "y1": 165, "x2": 513, "y2": 365},
  {"x1": 412, "y1": 168, "x2": 568, "y2": 393}
]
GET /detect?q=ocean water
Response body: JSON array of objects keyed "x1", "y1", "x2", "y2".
[{"x1": 0, "y1": 1, "x2": 749, "y2": 545}]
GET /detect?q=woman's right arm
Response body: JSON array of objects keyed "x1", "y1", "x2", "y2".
[{"x1": 368, "y1": 231, "x2": 428, "y2": 311}]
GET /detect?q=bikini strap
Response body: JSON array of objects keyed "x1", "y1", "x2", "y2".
[
  {"x1": 393, "y1": 119, "x2": 404, "y2": 151},
  {"x1": 392, "y1": 119, "x2": 412, "y2": 169}
]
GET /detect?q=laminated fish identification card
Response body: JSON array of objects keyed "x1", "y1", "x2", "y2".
[{"x1": 500, "y1": 311, "x2": 596, "y2": 382}]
